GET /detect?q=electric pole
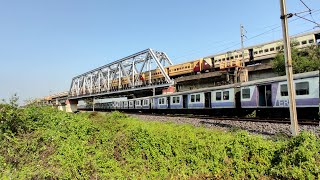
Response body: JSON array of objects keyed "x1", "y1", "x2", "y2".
[
  {"x1": 240, "y1": 24, "x2": 245, "y2": 67},
  {"x1": 280, "y1": 0, "x2": 299, "y2": 136}
]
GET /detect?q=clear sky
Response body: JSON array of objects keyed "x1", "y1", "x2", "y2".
[{"x1": 0, "y1": 0, "x2": 319, "y2": 104}]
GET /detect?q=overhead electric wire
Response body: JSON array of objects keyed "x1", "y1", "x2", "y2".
[
  {"x1": 294, "y1": 14, "x2": 320, "y2": 27},
  {"x1": 172, "y1": 7, "x2": 320, "y2": 62},
  {"x1": 299, "y1": 0, "x2": 311, "y2": 11},
  {"x1": 295, "y1": 0, "x2": 320, "y2": 27}
]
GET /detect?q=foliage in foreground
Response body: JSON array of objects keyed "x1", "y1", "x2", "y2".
[{"x1": 0, "y1": 106, "x2": 319, "y2": 179}]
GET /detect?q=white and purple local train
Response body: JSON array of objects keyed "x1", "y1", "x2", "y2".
[{"x1": 83, "y1": 71, "x2": 319, "y2": 119}]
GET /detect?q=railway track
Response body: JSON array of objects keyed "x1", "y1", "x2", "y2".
[{"x1": 124, "y1": 112, "x2": 319, "y2": 126}]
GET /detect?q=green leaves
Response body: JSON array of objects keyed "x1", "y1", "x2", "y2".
[
  {"x1": 272, "y1": 45, "x2": 320, "y2": 75},
  {"x1": 0, "y1": 107, "x2": 319, "y2": 179}
]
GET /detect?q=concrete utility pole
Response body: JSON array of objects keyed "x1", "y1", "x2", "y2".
[
  {"x1": 240, "y1": 24, "x2": 245, "y2": 67},
  {"x1": 280, "y1": 0, "x2": 299, "y2": 136}
]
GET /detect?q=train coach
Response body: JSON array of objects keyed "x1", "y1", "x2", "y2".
[
  {"x1": 240, "y1": 71, "x2": 319, "y2": 118},
  {"x1": 87, "y1": 71, "x2": 319, "y2": 119}
]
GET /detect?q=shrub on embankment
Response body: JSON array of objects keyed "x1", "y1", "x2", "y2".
[{"x1": 0, "y1": 105, "x2": 319, "y2": 179}]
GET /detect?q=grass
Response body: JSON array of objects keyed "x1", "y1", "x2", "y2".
[{"x1": 0, "y1": 105, "x2": 319, "y2": 179}]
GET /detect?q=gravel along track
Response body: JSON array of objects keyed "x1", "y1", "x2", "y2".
[{"x1": 127, "y1": 113, "x2": 320, "y2": 136}]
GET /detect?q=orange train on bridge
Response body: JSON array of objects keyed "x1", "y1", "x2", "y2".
[
  {"x1": 110, "y1": 58, "x2": 220, "y2": 89},
  {"x1": 110, "y1": 30, "x2": 320, "y2": 89}
]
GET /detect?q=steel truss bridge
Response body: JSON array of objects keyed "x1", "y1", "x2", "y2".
[{"x1": 69, "y1": 49, "x2": 174, "y2": 99}]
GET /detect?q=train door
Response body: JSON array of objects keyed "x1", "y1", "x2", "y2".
[
  {"x1": 248, "y1": 48, "x2": 254, "y2": 62},
  {"x1": 167, "y1": 97, "x2": 170, "y2": 109},
  {"x1": 235, "y1": 88, "x2": 241, "y2": 108},
  {"x1": 204, "y1": 92, "x2": 211, "y2": 108},
  {"x1": 183, "y1": 95, "x2": 188, "y2": 108},
  {"x1": 258, "y1": 85, "x2": 272, "y2": 107}
]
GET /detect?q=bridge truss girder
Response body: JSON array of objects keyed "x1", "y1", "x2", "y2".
[{"x1": 69, "y1": 48, "x2": 173, "y2": 98}]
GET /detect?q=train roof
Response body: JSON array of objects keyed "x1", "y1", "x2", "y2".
[
  {"x1": 241, "y1": 70, "x2": 319, "y2": 86},
  {"x1": 204, "y1": 30, "x2": 320, "y2": 58}
]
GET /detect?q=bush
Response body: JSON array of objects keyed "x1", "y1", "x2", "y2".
[{"x1": 0, "y1": 106, "x2": 319, "y2": 179}]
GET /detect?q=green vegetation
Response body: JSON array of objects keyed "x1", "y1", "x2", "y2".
[
  {"x1": 272, "y1": 45, "x2": 320, "y2": 75},
  {"x1": 0, "y1": 103, "x2": 319, "y2": 179}
]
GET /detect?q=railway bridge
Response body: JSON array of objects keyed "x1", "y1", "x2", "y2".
[
  {"x1": 64, "y1": 48, "x2": 175, "y2": 112},
  {"x1": 39, "y1": 50, "x2": 273, "y2": 112}
]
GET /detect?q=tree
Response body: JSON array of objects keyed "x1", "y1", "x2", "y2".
[{"x1": 272, "y1": 45, "x2": 320, "y2": 75}]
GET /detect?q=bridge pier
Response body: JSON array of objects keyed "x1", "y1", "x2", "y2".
[
  {"x1": 57, "y1": 104, "x2": 66, "y2": 111},
  {"x1": 66, "y1": 99, "x2": 78, "y2": 112}
]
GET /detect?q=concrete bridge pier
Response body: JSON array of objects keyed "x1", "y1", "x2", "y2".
[{"x1": 66, "y1": 99, "x2": 78, "y2": 112}]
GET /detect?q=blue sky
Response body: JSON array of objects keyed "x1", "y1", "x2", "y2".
[{"x1": 0, "y1": 0, "x2": 319, "y2": 104}]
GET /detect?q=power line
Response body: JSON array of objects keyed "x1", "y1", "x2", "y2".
[
  {"x1": 299, "y1": 0, "x2": 311, "y2": 11},
  {"x1": 215, "y1": 10, "x2": 320, "y2": 54},
  {"x1": 294, "y1": 13, "x2": 320, "y2": 27},
  {"x1": 172, "y1": 8, "x2": 320, "y2": 62},
  {"x1": 294, "y1": 0, "x2": 320, "y2": 27}
]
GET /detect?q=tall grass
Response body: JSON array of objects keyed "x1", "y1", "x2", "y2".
[{"x1": 0, "y1": 105, "x2": 319, "y2": 179}]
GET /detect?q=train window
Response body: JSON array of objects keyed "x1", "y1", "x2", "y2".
[
  {"x1": 239, "y1": 54, "x2": 242, "y2": 58},
  {"x1": 143, "y1": 99, "x2": 149, "y2": 106},
  {"x1": 295, "y1": 82, "x2": 309, "y2": 95},
  {"x1": 254, "y1": 51, "x2": 258, "y2": 55},
  {"x1": 270, "y1": 47, "x2": 275, "y2": 51},
  {"x1": 158, "y1": 98, "x2": 165, "y2": 105},
  {"x1": 242, "y1": 88, "x2": 250, "y2": 99},
  {"x1": 218, "y1": 59, "x2": 221, "y2": 62},
  {"x1": 172, "y1": 96, "x2": 180, "y2": 104},
  {"x1": 222, "y1": 58, "x2": 225, "y2": 61},
  {"x1": 191, "y1": 95, "x2": 195, "y2": 102},
  {"x1": 276, "y1": 46, "x2": 280, "y2": 51},
  {"x1": 230, "y1": 56, "x2": 234, "y2": 60},
  {"x1": 135, "y1": 100, "x2": 141, "y2": 105},
  {"x1": 129, "y1": 101, "x2": 133, "y2": 106},
  {"x1": 235, "y1": 55, "x2": 238, "y2": 58},
  {"x1": 216, "y1": 92, "x2": 221, "y2": 101},
  {"x1": 264, "y1": 49, "x2": 269, "y2": 53},
  {"x1": 280, "y1": 84, "x2": 288, "y2": 96},
  {"x1": 309, "y1": 39, "x2": 314, "y2": 44},
  {"x1": 196, "y1": 94, "x2": 201, "y2": 102},
  {"x1": 301, "y1": 40, "x2": 307, "y2": 45},
  {"x1": 223, "y1": 91, "x2": 229, "y2": 100},
  {"x1": 259, "y1": 50, "x2": 263, "y2": 54}
]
